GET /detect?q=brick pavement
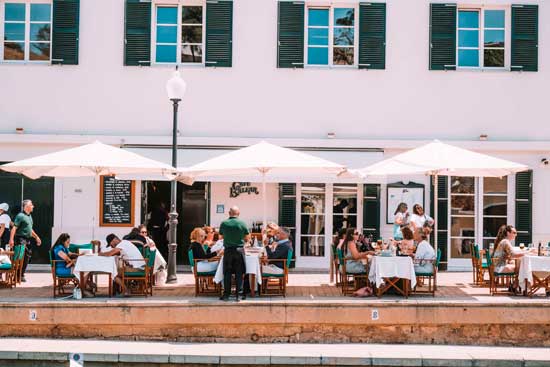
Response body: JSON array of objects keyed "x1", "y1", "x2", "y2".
[{"x1": 1, "y1": 271, "x2": 548, "y2": 302}]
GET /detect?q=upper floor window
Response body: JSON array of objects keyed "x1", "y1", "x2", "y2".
[
  {"x1": 2, "y1": 2, "x2": 51, "y2": 62},
  {"x1": 457, "y1": 8, "x2": 506, "y2": 69},
  {"x1": 154, "y1": 4, "x2": 204, "y2": 64},
  {"x1": 306, "y1": 7, "x2": 356, "y2": 67}
]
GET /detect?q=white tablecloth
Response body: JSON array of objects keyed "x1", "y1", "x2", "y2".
[
  {"x1": 74, "y1": 255, "x2": 118, "y2": 277},
  {"x1": 368, "y1": 256, "x2": 416, "y2": 289},
  {"x1": 214, "y1": 251, "x2": 262, "y2": 285},
  {"x1": 0, "y1": 254, "x2": 11, "y2": 265},
  {"x1": 518, "y1": 256, "x2": 550, "y2": 286}
]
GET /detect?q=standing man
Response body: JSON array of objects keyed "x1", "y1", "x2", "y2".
[
  {"x1": 9, "y1": 200, "x2": 41, "y2": 282},
  {"x1": 219, "y1": 206, "x2": 249, "y2": 302}
]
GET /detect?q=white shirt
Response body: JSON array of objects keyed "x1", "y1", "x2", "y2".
[
  {"x1": 0, "y1": 214, "x2": 10, "y2": 228},
  {"x1": 410, "y1": 213, "x2": 433, "y2": 229},
  {"x1": 117, "y1": 240, "x2": 146, "y2": 268},
  {"x1": 415, "y1": 240, "x2": 436, "y2": 261}
]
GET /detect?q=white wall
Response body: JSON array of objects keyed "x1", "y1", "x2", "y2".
[
  {"x1": 0, "y1": 0, "x2": 548, "y2": 141},
  {"x1": 209, "y1": 182, "x2": 279, "y2": 228}
]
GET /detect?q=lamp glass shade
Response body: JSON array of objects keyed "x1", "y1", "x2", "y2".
[{"x1": 166, "y1": 71, "x2": 187, "y2": 100}]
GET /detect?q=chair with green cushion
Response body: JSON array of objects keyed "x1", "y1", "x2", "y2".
[
  {"x1": 331, "y1": 244, "x2": 342, "y2": 287},
  {"x1": 261, "y1": 249, "x2": 293, "y2": 297},
  {"x1": 486, "y1": 250, "x2": 517, "y2": 295},
  {"x1": 14, "y1": 244, "x2": 26, "y2": 285},
  {"x1": 49, "y1": 247, "x2": 79, "y2": 298},
  {"x1": 472, "y1": 244, "x2": 488, "y2": 285},
  {"x1": 337, "y1": 247, "x2": 368, "y2": 296},
  {"x1": 413, "y1": 248, "x2": 441, "y2": 296},
  {"x1": 143, "y1": 247, "x2": 157, "y2": 296},
  {"x1": 0, "y1": 246, "x2": 18, "y2": 288},
  {"x1": 188, "y1": 248, "x2": 220, "y2": 297},
  {"x1": 121, "y1": 251, "x2": 151, "y2": 297}
]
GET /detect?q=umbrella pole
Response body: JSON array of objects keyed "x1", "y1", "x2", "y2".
[{"x1": 262, "y1": 173, "x2": 267, "y2": 233}]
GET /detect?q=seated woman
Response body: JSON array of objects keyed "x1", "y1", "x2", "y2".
[
  {"x1": 414, "y1": 228, "x2": 436, "y2": 274},
  {"x1": 189, "y1": 227, "x2": 222, "y2": 273},
  {"x1": 342, "y1": 228, "x2": 372, "y2": 274},
  {"x1": 137, "y1": 224, "x2": 167, "y2": 282},
  {"x1": 399, "y1": 227, "x2": 416, "y2": 256},
  {"x1": 203, "y1": 226, "x2": 216, "y2": 247},
  {"x1": 50, "y1": 233, "x2": 94, "y2": 297},
  {"x1": 493, "y1": 225, "x2": 522, "y2": 274}
]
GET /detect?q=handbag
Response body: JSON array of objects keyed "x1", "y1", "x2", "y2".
[{"x1": 73, "y1": 287, "x2": 82, "y2": 300}]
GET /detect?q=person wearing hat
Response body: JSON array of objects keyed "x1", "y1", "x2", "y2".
[
  {"x1": 9, "y1": 199, "x2": 41, "y2": 282},
  {"x1": 100, "y1": 234, "x2": 146, "y2": 296},
  {"x1": 0, "y1": 203, "x2": 11, "y2": 249}
]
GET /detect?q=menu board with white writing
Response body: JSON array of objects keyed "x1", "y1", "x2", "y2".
[{"x1": 100, "y1": 176, "x2": 135, "y2": 227}]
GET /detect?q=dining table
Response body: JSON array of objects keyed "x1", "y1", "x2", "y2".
[
  {"x1": 518, "y1": 255, "x2": 550, "y2": 297},
  {"x1": 368, "y1": 255, "x2": 416, "y2": 298},
  {"x1": 73, "y1": 254, "x2": 118, "y2": 297},
  {"x1": 214, "y1": 247, "x2": 263, "y2": 297}
]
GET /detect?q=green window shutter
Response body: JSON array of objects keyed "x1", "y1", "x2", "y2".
[
  {"x1": 515, "y1": 170, "x2": 532, "y2": 244},
  {"x1": 358, "y1": 2, "x2": 386, "y2": 70},
  {"x1": 511, "y1": 5, "x2": 538, "y2": 72},
  {"x1": 278, "y1": 183, "x2": 296, "y2": 229},
  {"x1": 277, "y1": 1, "x2": 304, "y2": 68},
  {"x1": 206, "y1": 0, "x2": 233, "y2": 68},
  {"x1": 52, "y1": 0, "x2": 80, "y2": 65},
  {"x1": 124, "y1": 0, "x2": 151, "y2": 66},
  {"x1": 430, "y1": 176, "x2": 448, "y2": 268},
  {"x1": 363, "y1": 184, "x2": 380, "y2": 239},
  {"x1": 429, "y1": 3, "x2": 456, "y2": 71}
]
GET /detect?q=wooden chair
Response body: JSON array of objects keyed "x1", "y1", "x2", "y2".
[
  {"x1": 486, "y1": 251, "x2": 517, "y2": 295},
  {"x1": 261, "y1": 249, "x2": 293, "y2": 297},
  {"x1": 0, "y1": 248, "x2": 18, "y2": 288},
  {"x1": 469, "y1": 243, "x2": 478, "y2": 284},
  {"x1": 49, "y1": 251, "x2": 79, "y2": 298},
  {"x1": 121, "y1": 252, "x2": 154, "y2": 297},
  {"x1": 188, "y1": 248, "x2": 221, "y2": 297},
  {"x1": 413, "y1": 249, "x2": 441, "y2": 296},
  {"x1": 472, "y1": 244, "x2": 488, "y2": 285},
  {"x1": 13, "y1": 245, "x2": 25, "y2": 285},
  {"x1": 144, "y1": 247, "x2": 157, "y2": 296},
  {"x1": 337, "y1": 248, "x2": 368, "y2": 296},
  {"x1": 331, "y1": 245, "x2": 342, "y2": 287}
]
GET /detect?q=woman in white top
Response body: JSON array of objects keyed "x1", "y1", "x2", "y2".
[
  {"x1": 0, "y1": 203, "x2": 11, "y2": 249},
  {"x1": 414, "y1": 228, "x2": 436, "y2": 274},
  {"x1": 138, "y1": 224, "x2": 167, "y2": 282},
  {"x1": 410, "y1": 204, "x2": 434, "y2": 231}
]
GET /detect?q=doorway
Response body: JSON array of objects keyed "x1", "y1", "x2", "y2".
[{"x1": 142, "y1": 181, "x2": 208, "y2": 265}]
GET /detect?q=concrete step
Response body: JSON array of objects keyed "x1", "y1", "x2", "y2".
[{"x1": 0, "y1": 339, "x2": 549, "y2": 367}]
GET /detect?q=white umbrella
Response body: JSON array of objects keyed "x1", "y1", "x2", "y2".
[
  {"x1": 1, "y1": 140, "x2": 176, "y2": 179},
  {"x1": 1, "y1": 141, "x2": 177, "y2": 237},
  {"x1": 356, "y1": 140, "x2": 529, "y2": 255},
  {"x1": 176, "y1": 141, "x2": 349, "y2": 230}
]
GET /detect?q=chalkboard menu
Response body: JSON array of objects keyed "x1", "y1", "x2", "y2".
[{"x1": 100, "y1": 176, "x2": 135, "y2": 227}]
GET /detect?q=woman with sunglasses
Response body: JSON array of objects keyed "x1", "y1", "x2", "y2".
[
  {"x1": 493, "y1": 225, "x2": 523, "y2": 274},
  {"x1": 342, "y1": 228, "x2": 373, "y2": 275},
  {"x1": 137, "y1": 224, "x2": 167, "y2": 281}
]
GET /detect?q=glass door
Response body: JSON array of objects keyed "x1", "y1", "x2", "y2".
[{"x1": 449, "y1": 176, "x2": 476, "y2": 269}]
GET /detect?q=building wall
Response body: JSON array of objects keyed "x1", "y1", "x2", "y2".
[{"x1": 0, "y1": 0, "x2": 548, "y2": 141}]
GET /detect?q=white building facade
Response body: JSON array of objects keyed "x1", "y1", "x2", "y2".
[{"x1": 0, "y1": 0, "x2": 548, "y2": 269}]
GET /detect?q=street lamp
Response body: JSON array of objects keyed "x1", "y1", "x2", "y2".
[{"x1": 165, "y1": 69, "x2": 187, "y2": 284}]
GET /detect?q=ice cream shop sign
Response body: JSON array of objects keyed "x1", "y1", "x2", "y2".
[{"x1": 230, "y1": 182, "x2": 260, "y2": 198}]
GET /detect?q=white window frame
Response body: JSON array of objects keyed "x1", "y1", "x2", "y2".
[
  {"x1": 448, "y1": 177, "x2": 477, "y2": 264},
  {"x1": 456, "y1": 5, "x2": 510, "y2": 70},
  {"x1": 0, "y1": 0, "x2": 52, "y2": 64},
  {"x1": 480, "y1": 177, "x2": 509, "y2": 248},
  {"x1": 151, "y1": 0, "x2": 205, "y2": 67},
  {"x1": 304, "y1": 3, "x2": 358, "y2": 68}
]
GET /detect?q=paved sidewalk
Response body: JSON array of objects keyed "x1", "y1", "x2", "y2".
[{"x1": 0, "y1": 338, "x2": 549, "y2": 366}]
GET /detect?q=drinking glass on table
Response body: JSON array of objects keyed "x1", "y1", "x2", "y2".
[{"x1": 519, "y1": 243, "x2": 525, "y2": 250}]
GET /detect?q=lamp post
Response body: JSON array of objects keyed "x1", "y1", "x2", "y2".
[{"x1": 165, "y1": 69, "x2": 187, "y2": 284}]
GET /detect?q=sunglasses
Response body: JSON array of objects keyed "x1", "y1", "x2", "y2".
[
  {"x1": 511, "y1": 231, "x2": 517, "y2": 235},
  {"x1": 353, "y1": 232, "x2": 360, "y2": 235},
  {"x1": 140, "y1": 231, "x2": 147, "y2": 234}
]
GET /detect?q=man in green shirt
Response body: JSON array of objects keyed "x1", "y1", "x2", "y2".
[
  {"x1": 9, "y1": 199, "x2": 41, "y2": 282},
  {"x1": 219, "y1": 206, "x2": 249, "y2": 301}
]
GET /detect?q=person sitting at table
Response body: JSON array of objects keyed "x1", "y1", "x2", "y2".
[
  {"x1": 263, "y1": 227, "x2": 292, "y2": 275},
  {"x1": 414, "y1": 227, "x2": 436, "y2": 274},
  {"x1": 493, "y1": 224, "x2": 523, "y2": 274},
  {"x1": 101, "y1": 234, "x2": 146, "y2": 296},
  {"x1": 50, "y1": 233, "x2": 94, "y2": 297},
  {"x1": 263, "y1": 222, "x2": 279, "y2": 247},
  {"x1": 398, "y1": 227, "x2": 415, "y2": 256},
  {"x1": 137, "y1": 224, "x2": 167, "y2": 283},
  {"x1": 342, "y1": 228, "x2": 372, "y2": 274},
  {"x1": 203, "y1": 226, "x2": 216, "y2": 247},
  {"x1": 189, "y1": 227, "x2": 222, "y2": 273}
]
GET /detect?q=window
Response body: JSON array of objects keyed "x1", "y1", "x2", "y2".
[
  {"x1": 482, "y1": 177, "x2": 508, "y2": 248},
  {"x1": 450, "y1": 177, "x2": 475, "y2": 259},
  {"x1": 3, "y1": 2, "x2": 51, "y2": 62},
  {"x1": 300, "y1": 184, "x2": 325, "y2": 257},
  {"x1": 457, "y1": 8, "x2": 506, "y2": 68},
  {"x1": 154, "y1": 5, "x2": 204, "y2": 64},
  {"x1": 306, "y1": 7, "x2": 355, "y2": 66},
  {"x1": 333, "y1": 184, "x2": 357, "y2": 236}
]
